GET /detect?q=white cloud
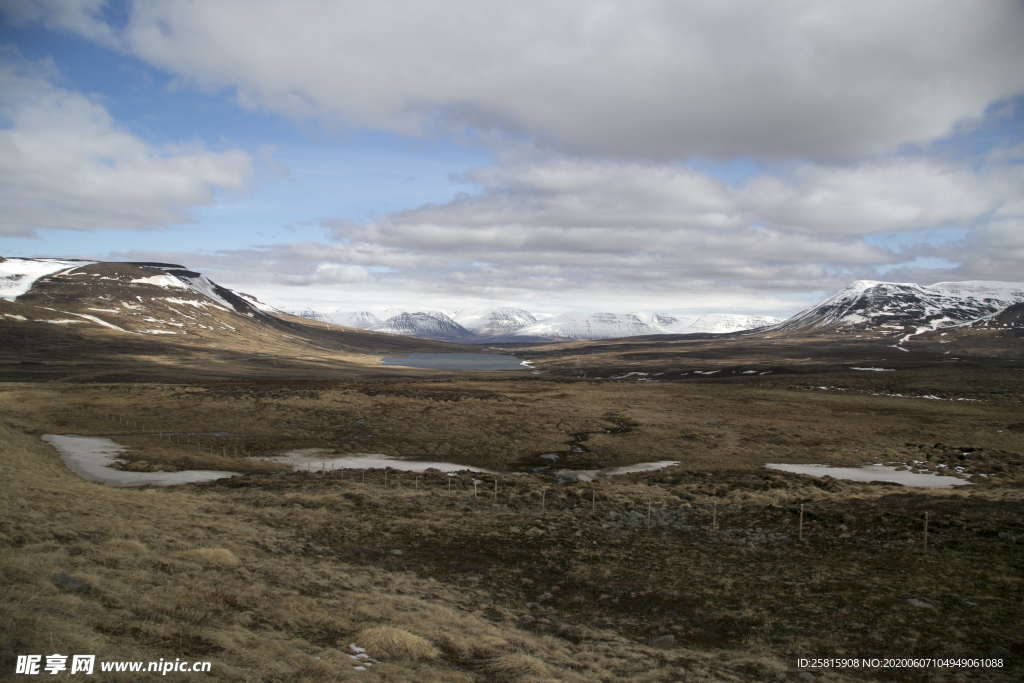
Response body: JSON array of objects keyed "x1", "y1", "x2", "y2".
[
  {"x1": 95, "y1": 147, "x2": 1024, "y2": 312},
  {"x1": 21, "y1": 0, "x2": 1024, "y2": 159},
  {"x1": 0, "y1": 57, "x2": 252, "y2": 237},
  {"x1": 741, "y1": 160, "x2": 1009, "y2": 235},
  {"x1": 282, "y1": 262, "x2": 370, "y2": 285}
]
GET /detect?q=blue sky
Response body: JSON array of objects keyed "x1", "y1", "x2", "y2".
[
  {"x1": 1, "y1": 1, "x2": 1022, "y2": 316},
  {"x1": 1, "y1": 22, "x2": 492, "y2": 253}
]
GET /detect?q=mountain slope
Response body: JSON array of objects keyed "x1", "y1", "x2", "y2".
[
  {"x1": 453, "y1": 307, "x2": 539, "y2": 337},
  {"x1": 687, "y1": 313, "x2": 781, "y2": 333},
  {"x1": 0, "y1": 257, "x2": 471, "y2": 380},
  {"x1": 771, "y1": 280, "x2": 1024, "y2": 335},
  {"x1": 373, "y1": 311, "x2": 476, "y2": 341},
  {"x1": 515, "y1": 312, "x2": 655, "y2": 339}
]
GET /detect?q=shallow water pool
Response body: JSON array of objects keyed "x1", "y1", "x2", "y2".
[
  {"x1": 42, "y1": 434, "x2": 238, "y2": 487},
  {"x1": 263, "y1": 448, "x2": 494, "y2": 473},
  {"x1": 765, "y1": 463, "x2": 970, "y2": 488}
]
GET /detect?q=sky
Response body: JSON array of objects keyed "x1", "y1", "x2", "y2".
[{"x1": 1, "y1": 1, "x2": 1022, "y2": 318}]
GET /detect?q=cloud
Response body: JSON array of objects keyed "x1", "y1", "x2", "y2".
[
  {"x1": 0, "y1": 56, "x2": 252, "y2": 237},
  {"x1": 281, "y1": 262, "x2": 369, "y2": 285},
  {"x1": 20, "y1": 0, "x2": 1024, "y2": 160},
  {"x1": 741, "y1": 160, "x2": 1013, "y2": 235},
  {"x1": 98, "y1": 145, "x2": 1024, "y2": 313}
]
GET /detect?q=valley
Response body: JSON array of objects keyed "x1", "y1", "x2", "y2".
[{"x1": 2, "y1": 258, "x2": 1023, "y2": 681}]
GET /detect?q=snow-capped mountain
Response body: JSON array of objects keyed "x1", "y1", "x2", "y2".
[
  {"x1": 771, "y1": 280, "x2": 1024, "y2": 334},
  {"x1": 453, "y1": 307, "x2": 539, "y2": 337},
  {"x1": 0, "y1": 257, "x2": 466, "y2": 373},
  {"x1": 0, "y1": 257, "x2": 279, "y2": 336},
  {"x1": 515, "y1": 312, "x2": 655, "y2": 339},
  {"x1": 373, "y1": 311, "x2": 476, "y2": 341},
  {"x1": 327, "y1": 307, "x2": 783, "y2": 341}
]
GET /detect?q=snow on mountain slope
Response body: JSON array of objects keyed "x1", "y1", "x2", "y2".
[
  {"x1": 375, "y1": 311, "x2": 476, "y2": 341},
  {"x1": 516, "y1": 312, "x2": 655, "y2": 339},
  {"x1": 330, "y1": 311, "x2": 383, "y2": 329},
  {"x1": 686, "y1": 314, "x2": 782, "y2": 333},
  {"x1": 0, "y1": 258, "x2": 274, "y2": 336},
  {"x1": 0, "y1": 257, "x2": 95, "y2": 301},
  {"x1": 328, "y1": 307, "x2": 782, "y2": 340},
  {"x1": 453, "y1": 307, "x2": 539, "y2": 336},
  {"x1": 772, "y1": 280, "x2": 1024, "y2": 334},
  {"x1": 634, "y1": 312, "x2": 696, "y2": 333},
  {"x1": 236, "y1": 291, "x2": 284, "y2": 315},
  {"x1": 964, "y1": 302, "x2": 1024, "y2": 331}
]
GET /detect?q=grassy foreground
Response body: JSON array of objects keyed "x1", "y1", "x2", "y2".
[{"x1": 2, "y1": 376, "x2": 1022, "y2": 681}]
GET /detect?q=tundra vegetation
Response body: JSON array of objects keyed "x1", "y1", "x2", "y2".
[{"x1": 2, "y1": 358, "x2": 1022, "y2": 681}]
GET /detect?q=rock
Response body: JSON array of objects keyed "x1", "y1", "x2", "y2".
[
  {"x1": 648, "y1": 634, "x2": 675, "y2": 649},
  {"x1": 389, "y1": 549, "x2": 403, "y2": 556}
]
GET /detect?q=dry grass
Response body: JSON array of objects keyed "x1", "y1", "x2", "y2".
[
  {"x1": 4, "y1": 371, "x2": 1022, "y2": 476},
  {"x1": 354, "y1": 626, "x2": 440, "y2": 661},
  {"x1": 177, "y1": 547, "x2": 241, "y2": 567},
  {"x1": 2, "y1": 375, "x2": 1021, "y2": 682},
  {"x1": 0, "y1": 413, "x2": 747, "y2": 681},
  {"x1": 483, "y1": 653, "x2": 554, "y2": 681}
]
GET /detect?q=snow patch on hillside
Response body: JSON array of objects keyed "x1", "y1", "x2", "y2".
[
  {"x1": 130, "y1": 274, "x2": 188, "y2": 289},
  {"x1": 0, "y1": 258, "x2": 94, "y2": 301}
]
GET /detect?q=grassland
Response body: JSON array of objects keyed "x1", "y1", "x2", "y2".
[{"x1": 2, "y1": 361, "x2": 1022, "y2": 681}]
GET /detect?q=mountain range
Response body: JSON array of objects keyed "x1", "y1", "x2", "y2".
[
  {"x1": 2, "y1": 258, "x2": 1022, "y2": 352},
  {"x1": 325, "y1": 308, "x2": 784, "y2": 342}
]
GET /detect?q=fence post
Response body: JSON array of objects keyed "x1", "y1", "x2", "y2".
[
  {"x1": 799, "y1": 504, "x2": 804, "y2": 542},
  {"x1": 923, "y1": 511, "x2": 929, "y2": 551}
]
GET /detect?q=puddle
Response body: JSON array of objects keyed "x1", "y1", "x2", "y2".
[
  {"x1": 765, "y1": 463, "x2": 970, "y2": 488},
  {"x1": 554, "y1": 460, "x2": 680, "y2": 483},
  {"x1": 380, "y1": 353, "x2": 526, "y2": 370},
  {"x1": 42, "y1": 435, "x2": 238, "y2": 487},
  {"x1": 263, "y1": 448, "x2": 494, "y2": 473}
]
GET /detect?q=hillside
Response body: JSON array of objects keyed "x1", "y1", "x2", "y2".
[{"x1": 0, "y1": 257, "x2": 478, "y2": 381}]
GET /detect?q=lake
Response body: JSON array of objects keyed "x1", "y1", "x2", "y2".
[{"x1": 380, "y1": 353, "x2": 529, "y2": 370}]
